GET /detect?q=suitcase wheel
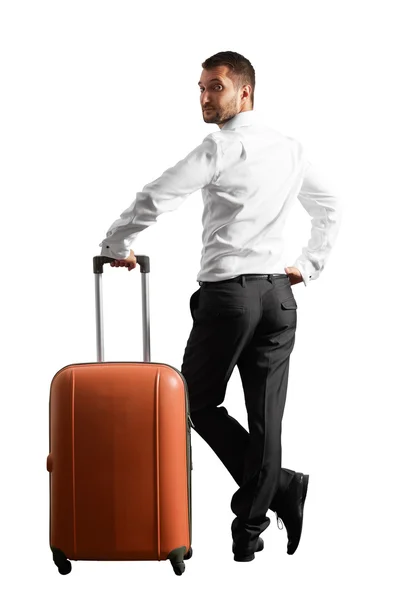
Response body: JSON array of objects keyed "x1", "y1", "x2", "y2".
[
  {"x1": 51, "y1": 547, "x2": 72, "y2": 575},
  {"x1": 184, "y1": 547, "x2": 193, "y2": 560},
  {"x1": 168, "y1": 545, "x2": 190, "y2": 575},
  {"x1": 172, "y1": 561, "x2": 185, "y2": 576},
  {"x1": 58, "y1": 561, "x2": 72, "y2": 576}
]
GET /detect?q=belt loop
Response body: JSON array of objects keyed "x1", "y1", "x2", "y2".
[{"x1": 241, "y1": 275, "x2": 246, "y2": 288}]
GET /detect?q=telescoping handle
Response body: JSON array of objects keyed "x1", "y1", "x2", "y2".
[{"x1": 93, "y1": 255, "x2": 151, "y2": 363}]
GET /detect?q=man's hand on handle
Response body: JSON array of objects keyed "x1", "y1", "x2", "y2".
[
  {"x1": 284, "y1": 266, "x2": 303, "y2": 285},
  {"x1": 110, "y1": 250, "x2": 137, "y2": 271}
]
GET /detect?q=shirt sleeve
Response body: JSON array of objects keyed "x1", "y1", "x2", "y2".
[
  {"x1": 99, "y1": 135, "x2": 219, "y2": 259},
  {"x1": 293, "y1": 160, "x2": 343, "y2": 286}
]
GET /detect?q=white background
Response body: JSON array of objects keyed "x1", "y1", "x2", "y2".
[{"x1": 1, "y1": 0, "x2": 398, "y2": 597}]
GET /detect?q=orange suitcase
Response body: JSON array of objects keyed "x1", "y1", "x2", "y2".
[{"x1": 47, "y1": 255, "x2": 193, "y2": 576}]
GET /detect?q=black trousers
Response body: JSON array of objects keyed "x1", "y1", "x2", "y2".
[{"x1": 180, "y1": 273, "x2": 298, "y2": 551}]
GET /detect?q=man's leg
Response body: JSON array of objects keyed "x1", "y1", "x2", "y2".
[
  {"x1": 230, "y1": 277, "x2": 297, "y2": 551},
  {"x1": 180, "y1": 279, "x2": 297, "y2": 548}
]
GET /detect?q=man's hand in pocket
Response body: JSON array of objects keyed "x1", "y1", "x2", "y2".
[{"x1": 284, "y1": 266, "x2": 303, "y2": 285}]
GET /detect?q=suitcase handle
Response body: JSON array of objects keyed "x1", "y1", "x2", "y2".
[
  {"x1": 93, "y1": 254, "x2": 151, "y2": 363},
  {"x1": 93, "y1": 254, "x2": 150, "y2": 274}
]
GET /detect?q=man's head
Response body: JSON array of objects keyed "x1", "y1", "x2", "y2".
[{"x1": 199, "y1": 51, "x2": 255, "y2": 129}]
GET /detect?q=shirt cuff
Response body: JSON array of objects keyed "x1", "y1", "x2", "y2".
[
  {"x1": 99, "y1": 242, "x2": 131, "y2": 260},
  {"x1": 292, "y1": 259, "x2": 318, "y2": 287}
]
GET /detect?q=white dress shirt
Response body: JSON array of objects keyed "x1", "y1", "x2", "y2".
[{"x1": 99, "y1": 110, "x2": 342, "y2": 286}]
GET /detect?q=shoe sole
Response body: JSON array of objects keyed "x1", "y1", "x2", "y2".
[
  {"x1": 302, "y1": 474, "x2": 309, "y2": 504},
  {"x1": 287, "y1": 474, "x2": 309, "y2": 555}
]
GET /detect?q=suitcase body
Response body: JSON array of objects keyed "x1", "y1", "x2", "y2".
[{"x1": 48, "y1": 255, "x2": 193, "y2": 576}]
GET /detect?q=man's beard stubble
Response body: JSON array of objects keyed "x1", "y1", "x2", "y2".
[{"x1": 203, "y1": 97, "x2": 238, "y2": 126}]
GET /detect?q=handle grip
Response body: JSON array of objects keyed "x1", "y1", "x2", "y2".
[{"x1": 93, "y1": 254, "x2": 150, "y2": 274}]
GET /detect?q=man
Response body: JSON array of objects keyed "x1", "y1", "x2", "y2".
[{"x1": 99, "y1": 51, "x2": 342, "y2": 562}]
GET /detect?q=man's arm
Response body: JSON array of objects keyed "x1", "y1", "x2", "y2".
[
  {"x1": 99, "y1": 136, "x2": 219, "y2": 259},
  {"x1": 293, "y1": 161, "x2": 343, "y2": 286}
]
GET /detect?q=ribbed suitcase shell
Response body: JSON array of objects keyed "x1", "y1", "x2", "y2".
[{"x1": 48, "y1": 361, "x2": 192, "y2": 562}]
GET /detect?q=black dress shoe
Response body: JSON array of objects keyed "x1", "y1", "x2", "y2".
[
  {"x1": 233, "y1": 536, "x2": 264, "y2": 562},
  {"x1": 275, "y1": 472, "x2": 309, "y2": 555}
]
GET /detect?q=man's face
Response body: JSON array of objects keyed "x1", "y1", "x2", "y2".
[{"x1": 198, "y1": 66, "x2": 245, "y2": 126}]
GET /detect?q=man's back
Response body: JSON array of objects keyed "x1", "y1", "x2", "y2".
[{"x1": 199, "y1": 110, "x2": 310, "y2": 282}]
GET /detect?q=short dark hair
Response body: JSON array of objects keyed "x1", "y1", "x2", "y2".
[{"x1": 201, "y1": 51, "x2": 255, "y2": 108}]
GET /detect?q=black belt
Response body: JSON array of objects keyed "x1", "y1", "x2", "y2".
[{"x1": 199, "y1": 274, "x2": 288, "y2": 287}]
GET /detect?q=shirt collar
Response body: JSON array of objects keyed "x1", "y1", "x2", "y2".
[{"x1": 221, "y1": 110, "x2": 261, "y2": 131}]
